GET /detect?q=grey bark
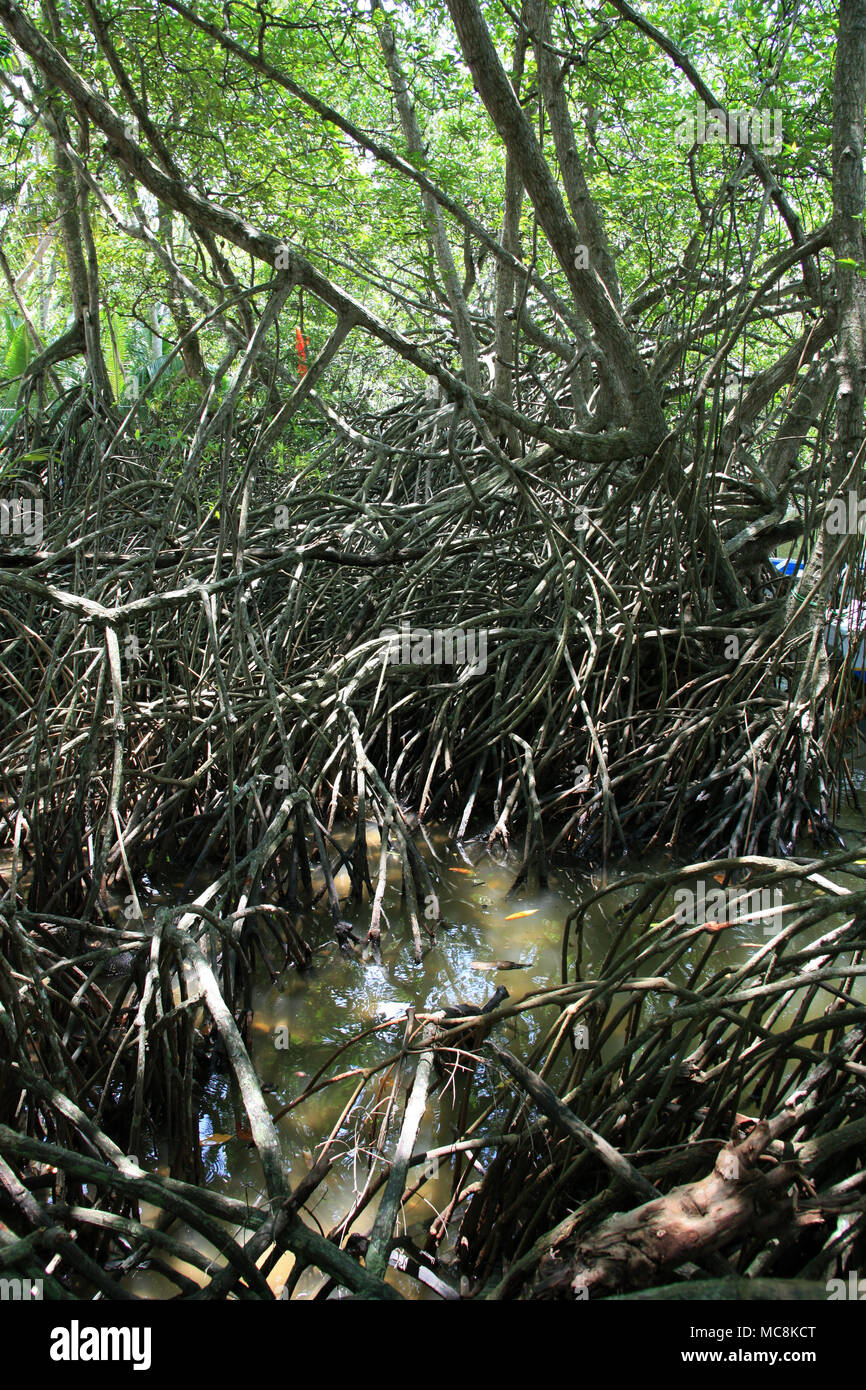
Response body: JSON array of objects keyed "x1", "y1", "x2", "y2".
[
  {"x1": 493, "y1": 30, "x2": 526, "y2": 414},
  {"x1": 523, "y1": 0, "x2": 622, "y2": 310},
  {"x1": 373, "y1": 0, "x2": 481, "y2": 390},
  {"x1": 444, "y1": 0, "x2": 663, "y2": 444}
]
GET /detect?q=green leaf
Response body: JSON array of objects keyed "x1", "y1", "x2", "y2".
[{"x1": 4, "y1": 324, "x2": 31, "y2": 380}]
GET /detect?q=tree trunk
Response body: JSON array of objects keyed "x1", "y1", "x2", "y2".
[
  {"x1": 373, "y1": 0, "x2": 481, "y2": 392},
  {"x1": 493, "y1": 29, "x2": 525, "y2": 421}
]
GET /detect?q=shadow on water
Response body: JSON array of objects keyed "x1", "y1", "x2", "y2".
[{"x1": 122, "y1": 762, "x2": 866, "y2": 1298}]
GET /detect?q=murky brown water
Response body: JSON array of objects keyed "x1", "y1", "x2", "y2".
[{"x1": 118, "y1": 767, "x2": 866, "y2": 1297}]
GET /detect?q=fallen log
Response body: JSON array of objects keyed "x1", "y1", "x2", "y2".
[{"x1": 528, "y1": 1122, "x2": 798, "y2": 1299}]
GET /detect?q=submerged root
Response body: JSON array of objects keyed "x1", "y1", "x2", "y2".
[{"x1": 2, "y1": 851, "x2": 865, "y2": 1299}]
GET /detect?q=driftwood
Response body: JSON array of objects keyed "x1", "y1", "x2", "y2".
[
  {"x1": 529, "y1": 1123, "x2": 798, "y2": 1299},
  {"x1": 2, "y1": 849, "x2": 866, "y2": 1297}
]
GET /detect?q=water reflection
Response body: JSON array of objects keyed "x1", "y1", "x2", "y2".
[{"x1": 125, "y1": 804, "x2": 866, "y2": 1297}]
